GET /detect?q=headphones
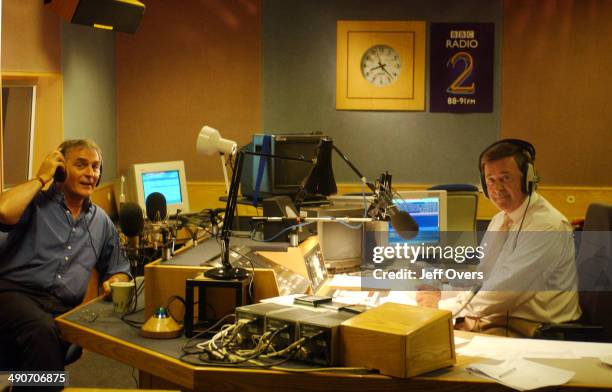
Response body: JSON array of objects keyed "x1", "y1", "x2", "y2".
[
  {"x1": 56, "y1": 142, "x2": 103, "y2": 187},
  {"x1": 479, "y1": 139, "x2": 538, "y2": 197}
]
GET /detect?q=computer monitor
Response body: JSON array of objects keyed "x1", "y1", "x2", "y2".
[
  {"x1": 305, "y1": 204, "x2": 366, "y2": 273},
  {"x1": 390, "y1": 190, "x2": 447, "y2": 245},
  {"x1": 118, "y1": 160, "x2": 190, "y2": 217}
]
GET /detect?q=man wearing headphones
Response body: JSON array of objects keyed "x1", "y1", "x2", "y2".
[
  {"x1": 0, "y1": 139, "x2": 130, "y2": 371},
  {"x1": 417, "y1": 139, "x2": 581, "y2": 336}
]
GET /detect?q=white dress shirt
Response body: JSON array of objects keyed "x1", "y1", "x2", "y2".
[{"x1": 445, "y1": 192, "x2": 582, "y2": 326}]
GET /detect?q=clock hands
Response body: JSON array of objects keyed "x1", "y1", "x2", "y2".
[
  {"x1": 376, "y1": 51, "x2": 383, "y2": 65},
  {"x1": 370, "y1": 63, "x2": 395, "y2": 79},
  {"x1": 371, "y1": 49, "x2": 395, "y2": 78},
  {"x1": 379, "y1": 64, "x2": 394, "y2": 78}
]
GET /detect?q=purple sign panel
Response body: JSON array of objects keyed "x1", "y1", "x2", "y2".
[{"x1": 430, "y1": 23, "x2": 494, "y2": 113}]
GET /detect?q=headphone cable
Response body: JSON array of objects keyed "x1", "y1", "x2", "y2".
[{"x1": 512, "y1": 192, "x2": 532, "y2": 250}]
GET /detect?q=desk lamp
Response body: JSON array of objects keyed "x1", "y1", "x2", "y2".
[{"x1": 197, "y1": 126, "x2": 237, "y2": 194}]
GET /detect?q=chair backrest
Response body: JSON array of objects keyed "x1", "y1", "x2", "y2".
[
  {"x1": 446, "y1": 192, "x2": 479, "y2": 233},
  {"x1": 428, "y1": 184, "x2": 479, "y2": 249},
  {"x1": 576, "y1": 203, "x2": 612, "y2": 342}
]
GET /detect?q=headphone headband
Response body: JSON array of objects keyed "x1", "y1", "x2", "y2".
[{"x1": 478, "y1": 139, "x2": 535, "y2": 167}]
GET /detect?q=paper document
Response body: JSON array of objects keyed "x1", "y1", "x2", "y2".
[
  {"x1": 327, "y1": 275, "x2": 361, "y2": 288},
  {"x1": 467, "y1": 358, "x2": 575, "y2": 391},
  {"x1": 453, "y1": 336, "x2": 470, "y2": 346},
  {"x1": 457, "y1": 335, "x2": 612, "y2": 359}
]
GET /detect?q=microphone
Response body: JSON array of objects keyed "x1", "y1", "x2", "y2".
[
  {"x1": 119, "y1": 202, "x2": 145, "y2": 262},
  {"x1": 452, "y1": 283, "x2": 483, "y2": 318},
  {"x1": 119, "y1": 202, "x2": 145, "y2": 237},
  {"x1": 367, "y1": 173, "x2": 418, "y2": 239},
  {"x1": 389, "y1": 208, "x2": 418, "y2": 238},
  {"x1": 146, "y1": 192, "x2": 167, "y2": 222}
]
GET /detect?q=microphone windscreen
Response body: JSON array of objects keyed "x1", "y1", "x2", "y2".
[
  {"x1": 389, "y1": 209, "x2": 419, "y2": 240},
  {"x1": 146, "y1": 192, "x2": 167, "y2": 221},
  {"x1": 119, "y1": 202, "x2": 144, "y2": 237}
]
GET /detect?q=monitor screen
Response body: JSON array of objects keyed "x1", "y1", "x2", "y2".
[
  {"x1": 117, "y1": 160, "x2": 190, "y2": 217},
  {"x1": 141, "y1": 170, "x2": 183, "y2": 205}
]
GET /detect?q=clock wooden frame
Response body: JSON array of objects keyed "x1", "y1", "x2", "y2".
[{"x1": 336, "y1": 20, "x2": 426, "y2": 111}]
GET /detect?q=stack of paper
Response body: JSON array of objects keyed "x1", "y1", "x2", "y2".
[
  {"x1": 467, "y1": 358, "x2": 575, "y2": 391},
  {"x1": 458, "y1": 335, "x2": 612, "y2": 359}
]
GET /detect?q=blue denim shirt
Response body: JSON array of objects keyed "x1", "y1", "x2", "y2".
[{"x1": 0, "y1": 184, "x2": 130, "y2": 306}]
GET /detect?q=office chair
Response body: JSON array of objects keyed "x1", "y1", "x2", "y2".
[
  {"x1": 428, "y1": 184, "x2": 479, "y2": 248},
  {"x1": 534, "y1": 203, "x2": 612, "y2": 342}
]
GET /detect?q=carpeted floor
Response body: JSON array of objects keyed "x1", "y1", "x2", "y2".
[{"x1": 65, "y1": 350, "x2": 138, "y2": 389}]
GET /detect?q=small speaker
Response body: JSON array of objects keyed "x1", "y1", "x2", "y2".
[{"x1": 44, "y1": 0, "x2": 145, "y2": 34}]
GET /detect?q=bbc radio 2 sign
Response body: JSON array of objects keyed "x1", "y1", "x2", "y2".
[{"x1": 430, "y1": 23, "x2": 494, "y2": 113}]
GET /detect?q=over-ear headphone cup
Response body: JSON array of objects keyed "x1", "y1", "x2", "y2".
[
  {"x1": 54, "y1": 167, "x2": 66, "y2": 183},
  {"x1": 524, "y1": 163, "x2": 538, "y2": 194}
]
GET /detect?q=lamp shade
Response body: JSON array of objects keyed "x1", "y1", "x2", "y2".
[{"x1": 196, "y1": 126, "x2": 237, "y2": 156}]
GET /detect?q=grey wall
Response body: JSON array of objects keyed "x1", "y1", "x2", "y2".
[
  {"x1": 61, "y1": 23, "x2": 116, "y2": 183},
  {"x1": 263, "y1": 0, "x2": 502, "y2": 184}
]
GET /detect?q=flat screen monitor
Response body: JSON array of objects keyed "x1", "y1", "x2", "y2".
[{"x1": 118, "y1": 160, "x2": 190, "y2": 217}]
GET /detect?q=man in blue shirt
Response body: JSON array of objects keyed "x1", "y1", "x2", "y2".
[{"x1": 0, "y1": 139, "x2": 131, "y2": 371}]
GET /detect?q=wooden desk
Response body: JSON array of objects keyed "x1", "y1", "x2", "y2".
[{"x1": 56, "y1": 297, "x2": 612, "y2": 391}]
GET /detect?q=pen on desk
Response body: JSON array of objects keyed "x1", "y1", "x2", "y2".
[{"x1": 498, "y1": 367, "x2": 516, "y2": 378}]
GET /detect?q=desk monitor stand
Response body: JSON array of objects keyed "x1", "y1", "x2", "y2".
[{"x1": 184, "y1": 273, "x2": 250, "y2": 337}]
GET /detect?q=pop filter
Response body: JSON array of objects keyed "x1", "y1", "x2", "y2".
[
  {"x1": 146, "y1": 192, "x2": 167, "y2": 221},
  {"x1": 119, "y1": 202, "x2": 145, "y2": 237}
]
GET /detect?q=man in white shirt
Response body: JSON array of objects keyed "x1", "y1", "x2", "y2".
[{"x1": 417, "y1": 139, "x2": 581, "y2": 337}]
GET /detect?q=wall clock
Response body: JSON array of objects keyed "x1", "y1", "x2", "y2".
[{"x1": 336, "y1": 20, "x2": 426, "y2": 111}]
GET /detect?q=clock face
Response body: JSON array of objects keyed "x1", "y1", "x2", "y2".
[{"x1": 360, "y1": 45, "x2": 401, "y2": 86}]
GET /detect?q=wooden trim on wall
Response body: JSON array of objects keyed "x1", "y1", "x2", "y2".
[
  {"x1": 95, "y1": 180, "x2": 612, "y2": 222},
  {"x1": 186, "y1": 181, "x2": 612, "y2": 222}
]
